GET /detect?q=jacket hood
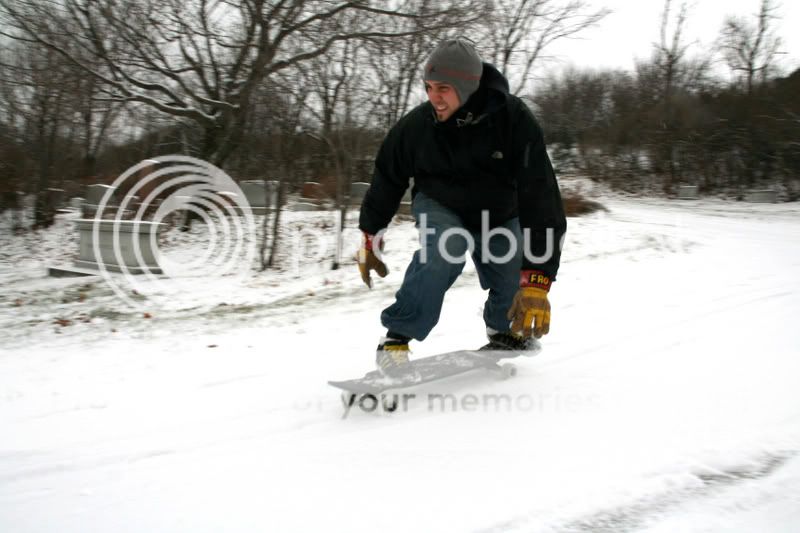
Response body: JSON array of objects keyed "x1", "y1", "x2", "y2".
[
  {"x1": 430, "y1": 62, "x2": 510, "y2": 127},
  {"x1": 481, "y1": 62, "x2": 510, "y2": 98}
]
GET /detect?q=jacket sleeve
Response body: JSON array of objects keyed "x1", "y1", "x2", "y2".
[
  {"x1": 358, "y1": 116, "x2": 414, "y2": 235},
  {"x1": 511, "y1": 99, "x2": 567, "y2": 281}
]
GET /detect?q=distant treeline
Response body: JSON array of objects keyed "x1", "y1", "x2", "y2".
[{"x1": 535, "y1": 66, "x2": 800, "y2": 199}]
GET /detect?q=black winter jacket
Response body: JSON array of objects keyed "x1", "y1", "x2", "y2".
[{"x1": 359, "y1": 63, "x2": 566, "y2": 280}]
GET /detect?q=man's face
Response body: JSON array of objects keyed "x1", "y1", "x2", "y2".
[{"x1": 425, "y1": 80, "x2": 460, "y2": 122}]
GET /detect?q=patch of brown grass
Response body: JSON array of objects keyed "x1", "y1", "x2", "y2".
[{"x1": 562, "y1": 189, "x2": 606, "y2": 217}]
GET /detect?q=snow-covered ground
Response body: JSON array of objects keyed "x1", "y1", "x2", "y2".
[{"x1": 1, "y1": 191, "x2": 799, "y2": 532}]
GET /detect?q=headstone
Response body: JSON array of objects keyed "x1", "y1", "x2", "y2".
[
  {"x1": 349, "y1": 182, "x2": 370, "y2": 205},
  {"x1": 215, "y1": 191, "x2": 239, "y2": 213},
  {"x1": 240, "y1": 180, "x2": 267, "y2": 206},
  {"x1": 22, "y1": 193, "x2": 36, "y2": 209},
  {"x1": 398, "y1": 178, "x2": 414, "y2": 215},
  {"x1": 161, "y1": 195, "x2": 191, "y2": 212},
  {"x1": 45, "y1": 188, "x2": 65, "y2": 208},
  {"x1": 71, "y1": 219, "x2": 164, "y2": 274},
  {"x1": 300, "y1": 182, "x2": 327, "y2": 202},
  {"x1": 239, "y1": 180, "x2": 279, "y2": 214},
  {"x1": 121, "y1": 194, "x2": 140, "y2": 208},
  {"x1": 744, "y1": 190, "x2": 777, "y2": 203},
  {"x1": 159, "y1": 194, "x2": 192, "y2": 225},
  {"x1": 84, "y1": 184, "x2": 117, "y2": 217},
  {"x1": 85, "y1": 184, "x2": 117, "y2": 207},
  {"x1": 677, "y1": 185, "x2": 698, "y2": 199},
  {"x1": 266, "y1": 181, "x2": 279, "y2": 207},
  {"x1": 287, "y1": 202, "x2": 319, "y2": 212}
]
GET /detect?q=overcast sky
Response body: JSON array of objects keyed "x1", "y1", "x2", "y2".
[{"x1": 542, "y1": 0, "x2": 799, "y2": 76}]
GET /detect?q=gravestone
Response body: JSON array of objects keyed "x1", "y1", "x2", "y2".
[
  {"x1": 677, "y1": 185, "x2": 698, "y2": 199},
  {"x1": 239, "y1": 180, "x2": 278, "y2": 214},
  {"x1": 744, "y1": 190, "x2": 777, "y2": 203},
  {"x1": 40, "y1": 188, "x2": 66, "y2": 221},
  {"x1": 398, "y1": 178, "x2": 414, "y2": 215},
  {"x1": 300, "y1": 181, "x2": 327, "y2": 203},
  {"x1": 49, "y1": 219, "x2": 165, "y2": 277},
  {"x1": 122, "y1": 194, "x2": 140, "y2": 210},
  {"x1": 4, "y1": 191, "x2": 24, "y2": 230},
  {"x1": 240, "y1": 181, "x2": 266, "y2": 208},
  {"x1": 266, "y1": 181, "x2": 279, "y2": 208},
  {"x1": 217, "y1": 190, "x2": 237, "y2": 202},
  {"x1": 83, "y1": 184, "x2": 117, "y2": 217},
  {"x1": 85, "y1": 184, "x2": 116, "y2": 206},
  {"x1": 349, "y1": 182, "x2": 370, "y2": 205},
  {"x1": 287, "y1": 202, "x2": 319, "y2": 212},
  {"x1": 22, "y1": 193, "x2": 36, "y2": 209},
  {"x1": 45, "y1": 188, "x2": 65, "y2": 208},
  {"x1": 72, "y1": 219, "x2": 164, "y2": 274},
  {"x1": 160, "y1": 194, "x2": 192, "y2": 226}
]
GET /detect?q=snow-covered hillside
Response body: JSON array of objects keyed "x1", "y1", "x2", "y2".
[{"x1": 1, "y1": 193, "x2": 799, "y2": 532}]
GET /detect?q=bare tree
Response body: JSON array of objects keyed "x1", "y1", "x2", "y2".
[
  {"x1": 299, "y1": 39, "x2": 377, "y2": 270},
  {"x1": 0, "y1": 28, "x2": 131, "y2": 227},
  {"x1": 0, "y1": 42, "x2": 76, "y2": 226},
  {"x1": 69, "y1": 74, "x2": 126, "y2": 180},
  {"x1": 244, "y1": 74, "x2": 310, "y2": 270},
  {"x1": 363, "y1": 4, "x2": 450, "y2": 129},
  {"x1": 715, "y1": 0, "x2": 785, "y2": 187},
  {"x1": 366, "y1": 35, "x2": 432, "y2": 129},
  {"x1": 478, "y1": 0, "x2": 610, "y2": 95},
  {"x1": 648, "y1": 0, "x2": 709, "y2": 192},
  {"x1": 719, "y1": 0, "x2": 783, "y2": 95},
  {"x1": 652, "y1": 0, "x2": 709, "y2": 107}
]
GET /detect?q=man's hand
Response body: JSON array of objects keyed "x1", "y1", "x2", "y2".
[
  {"x1": 507, "y1": 270, "x2": 552, "y2": 338},
  {"x1": 357, "y1": 232, "x2": 388, "y2": 288}
]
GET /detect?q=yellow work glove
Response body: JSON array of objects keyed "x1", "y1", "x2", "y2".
[
  {"x1": 357, "y1": 231, "x2": 388, "y2": 289},
  {"x1": 507, "y1": 270, "x2": 552, "y2": 338}
]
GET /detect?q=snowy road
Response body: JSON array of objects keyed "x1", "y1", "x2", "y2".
[{"x1": 1, "y1": 197, "x2": 799, "y2": 532}]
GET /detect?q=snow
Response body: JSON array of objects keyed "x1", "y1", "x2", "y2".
[{"x1": 1, "y1": 190, "x2": 799, "y2": 532}]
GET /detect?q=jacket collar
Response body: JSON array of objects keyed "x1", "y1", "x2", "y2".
[{"x1": 429, "y1": 63, "x2": 510, "y2": 128}]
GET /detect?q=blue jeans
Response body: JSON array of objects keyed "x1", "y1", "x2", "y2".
[{"x1": 381, "y1": 192, "x2": 522, "y2": 341}]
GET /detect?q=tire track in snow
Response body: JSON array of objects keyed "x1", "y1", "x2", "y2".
[{"x1": 476, "y1": 451, "x2": 797, "y2": 533}]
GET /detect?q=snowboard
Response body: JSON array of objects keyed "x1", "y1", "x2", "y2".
[{"x1": 328, "y1": 342, "x2": 540, "y2": 396}]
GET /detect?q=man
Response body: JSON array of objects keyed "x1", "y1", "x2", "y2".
[{"x1": 357, "y1": 39, "x2": 566, "y2": 377}]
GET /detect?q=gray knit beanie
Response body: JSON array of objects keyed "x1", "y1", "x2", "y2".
[{"x1": 423, "y1": 39, "x2": 483, "y2": 105}]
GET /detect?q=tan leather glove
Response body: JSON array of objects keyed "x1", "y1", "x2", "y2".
[
  {"x1": 357, "y1": 232, "x2": 388, "y2": 288},
  {"x1": 507, "y1": 271, "x2": 552, "y2": 338}
]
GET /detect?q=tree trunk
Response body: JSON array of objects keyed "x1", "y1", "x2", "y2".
[{"x1": 264, "y1": 177, "x2": 286, "y2": 270}]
